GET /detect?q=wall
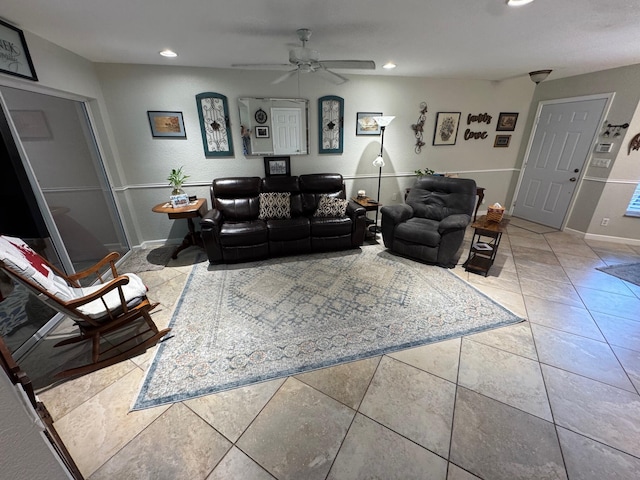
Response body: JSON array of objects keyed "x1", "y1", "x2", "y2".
[
  {"x1": 515, "y1": 64, "x2": 640, "y2": 243},
  {"x1": 94, "y1": 63, "x2": 535, "y2": 246}
]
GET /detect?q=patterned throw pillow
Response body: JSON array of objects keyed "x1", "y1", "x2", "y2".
[
  {"x1": 258, "y1": 192, "x2": 291, "y2": 220},
  {"x1": 313, "y1": 195, "x2": 349, "y2": 217}
]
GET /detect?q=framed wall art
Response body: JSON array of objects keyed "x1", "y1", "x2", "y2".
[
  {"x1": 147, "y1": 111, "x2": 186, "y2": 138},
  {"x1": 494, "y1": 134, "x2": 511, "y2": 147},
  {"x1": 433, "y1": 112, "x2": 461, "y2": 146},
  {"x1": 319, "y1": 95, "x2": 344, "y2": 153},
  {"x1": 264, "y1": 156, "x2": 291, "y2": 177},
  {"x1": 255, "y1": 126, "x2": 270, "y2": 138},
  {"x1": 356, "y1": 112, "x2": 382, "y2": 136},
  {"x1": 496, "y1": 112, "x2": 519, "y2": 131},
  {"x1": 0, "y1": 19, "x2": 38, "y2": 81},
  {"x1": 196, "y1": 92, "x2": 234, "y2": 157}
]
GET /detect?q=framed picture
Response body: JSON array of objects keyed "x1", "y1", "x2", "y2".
[
  {"x1": 147, "y1": 111, "x2": 186, "y2": 138},
  {"x1": 433, "y1": 112, "x2": 461, "y2": 146},
  {"x1": 264, "y1": 156, "x2": 291, "y2": 177},
  {"x1": 11, "y1": 110, "x2": 51, "y2": 140},
  {"x1": 196, "y1": 92, "x2": 234, "y2": 157},
  {"x1": 496, "y1": 112, "x2": 519, "y2": 131},
  {"x1": 255, "y1": 126, "x2": 270, "y2": 138},
  {"x1": 0, "y1": 19, "x2": 38, "y2": 81},
  {"x1": 494, "y1": 134, "x2": 511, "y2": 147},
  {"x1": 356, "y1": 112, "x2": 382, "y2": 135}
]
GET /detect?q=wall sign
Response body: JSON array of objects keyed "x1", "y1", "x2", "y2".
[
  {"x1": 0, "y1": 19, "x2": 38, "y2": 81},
  {"x1": 196, "y1": 92, "x2": 234, "y2": 157},
  {"x1": 318, "y1": 95, "x2": 344, "y2": 153},
  {"x1": 464, "y1": 112, "x2": 491, "y2": 141}
]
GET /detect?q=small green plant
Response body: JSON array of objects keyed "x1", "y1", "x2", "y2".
[
  {"x1": 414, "y1": 167, "x2": 435, "y2": 177},
  {"x1": 167, "y1": 166, "x2": 189, "y2": 193}
]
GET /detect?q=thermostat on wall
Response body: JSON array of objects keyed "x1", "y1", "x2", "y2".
[{"x1": 595, "y1": 143, "x2": 613, "y2": 153}]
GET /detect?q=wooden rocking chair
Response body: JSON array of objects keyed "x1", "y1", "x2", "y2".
[{"x1": 0, "y1": 235, "x2": 171, "y2": 379}]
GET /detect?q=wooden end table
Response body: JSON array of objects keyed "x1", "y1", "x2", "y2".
[
  {"x1": 352, "y1": 196, "x2": 382, "y2": 238},
  {"x1": 463, "y1": 214, "x2": 510, "y2": 276},
  {"x1": 152, "y1": 198, "x2": 208, "y2": 259}
]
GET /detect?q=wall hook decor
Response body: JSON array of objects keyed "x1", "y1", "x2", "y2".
[
  {"x1": 411, "y1": 101, "x2": 428, "y2": 153},
  {"x1": 628, "y1": 132, "x2": 640, "y2": 155},
  {"x1": 603, "y1": 122, "x2": 628, "y2": 138}
]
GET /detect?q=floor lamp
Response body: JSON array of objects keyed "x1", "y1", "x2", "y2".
[{"x1": 370, "y1": 116, "x2": 395, "y2": 235}]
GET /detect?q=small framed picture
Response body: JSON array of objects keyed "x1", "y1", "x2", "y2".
[
  {"x1": 496, "y1": 112, "x2": 519, "y2": 131},
  {"x1": 170, "y1": 193, "x2": 189, "y2": 208},
  {"x1": 356, "y1": 112, "x2": 382, "y2": 135},
  {"x1": 494, "y1": 134, "x2": 511, "y2": 148},
  {"x1": 264, "y1": 156, "x2": 291, "y2": 177},
  {"x1": 433, "y1": 112, "x2": 461, "y2": 146},
  {"x1": 0, "y1": 19, "x2": 38, "y2": 81},
  {"x1": 255, "y1": 126, "x2": 270, "y2": 138},
  {"x1": 147, "y1": 111, "x2": 186, "y2": 138}
]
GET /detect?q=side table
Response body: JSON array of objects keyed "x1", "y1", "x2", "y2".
[
  {"x1": 352, "y1": 196, "x2": 382, "y2": 238},
  {"x1": 152, "y1": 198, "x2": 208, "y2": 259},
  {"x1": 463, "y1": 214, "x2": 510, "y2": 276}
]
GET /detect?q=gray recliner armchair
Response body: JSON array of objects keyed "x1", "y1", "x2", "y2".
[{"x1": 380, "y1": 176, "x2": 477, "y2": 268}]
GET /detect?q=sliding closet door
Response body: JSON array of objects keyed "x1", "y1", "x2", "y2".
[{"x1": 0, "y1": 86, "x2": 129, "y2": 356}]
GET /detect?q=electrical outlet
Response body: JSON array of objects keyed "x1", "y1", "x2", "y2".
[
  {"x1": 391, "y1": 192, "x2": 398, "y2": 201},
  {"x1": 601, "y1": 217, "x2": 610, "y2": 226}
]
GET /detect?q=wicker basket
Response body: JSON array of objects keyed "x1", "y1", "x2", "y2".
[{"x1": 486, "y1": 205, "x2": 505, "y2": 223}]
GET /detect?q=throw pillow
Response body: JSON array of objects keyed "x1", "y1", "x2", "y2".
[
  {"x1": 313, "y1": 195, "x2": 349, "y2": 217},
  {"x1": 258, "y1": 192, "x2": 291, "y2": 220}
]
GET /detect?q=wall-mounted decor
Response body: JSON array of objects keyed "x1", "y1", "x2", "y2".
[
  {"x1": 11, "y1": 110, "x2": 51, "y2": 140},
  {"x1": 356, "y1": 112, "x2": 382, "y2": 136},
  {"x1": 255, "y1": 108, "x2": 268, "y2": 124},
  {"x1": 602, "y1": 122, "x2": 629, "y2": 138},
  {"x1": 411, "y1": 101, "x2": 428, "y2": 154},
  {"x1": 494, "y1": 134, "x2": 511, "y2": 147},
  {"x1": 433, "y1": 112, "x2": 461, "y2": 146},
  {"x1": 255, "y1": 126, "x2": 270, "y2": 138},
  {"x1": 628, "y1": 133, "x2": 640, "y2": 155},
  {"x1": 496, "y1": 112, "x2": 519, "y2": 131},
  {"x1": 196, "y1": 92, "x2": 234, "y2": 157},
  {"x1": 0, "y1": 19, "x2": 38, "y2": 81},
  {"x1": 318, "y1": 95, "x2": 344, "y2": 154},
  {"x1": 147, "y1": 111, "x2": 186, "y2": 138},
  {"x1": 264, "y1": 156, "x2": 291, "y2": 177}
]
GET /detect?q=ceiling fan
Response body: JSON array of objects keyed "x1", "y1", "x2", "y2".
[{"x1": 232, "y1": 28, "x2": 376, "y2": 85}]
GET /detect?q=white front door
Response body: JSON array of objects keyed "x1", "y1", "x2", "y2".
[
  {"x1": 513, "y1": 97, "x2": 607, "y2": 229},
  {"x1": 271, "y1": 107, "x2": 302, "y2": 154}
]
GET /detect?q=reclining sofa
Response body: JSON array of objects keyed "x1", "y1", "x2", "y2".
[
  {"x1": 200, "y1": 173, "x2": 367, "y2": 263},
  {"x1": 380, "y1": 175, "x2": 476, "y2": 268}
]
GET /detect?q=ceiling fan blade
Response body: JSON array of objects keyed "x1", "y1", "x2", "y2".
[
  {"x1": 319, "y1": 60, "x2": 376, "y2": 70},
  {"x1": 315, "y1": 68, "x2": 349, "y2": 85},
  {"x1": 271, "y1": 69, "x2": 298, "y2": 84},
  {"x1": 231, "y1": 63, "x2": 292, "y2": 69}
]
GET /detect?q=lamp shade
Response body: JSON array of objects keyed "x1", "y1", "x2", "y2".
[
  {"x1": 529, "y1": 69, "x2": 552, "y2": 84},
  {"x1": 371, "y1": 116, "x2": 395, "y2": 127},
  {"x1": 372, "y1": 154, "x2": 385, "y2": 167}
]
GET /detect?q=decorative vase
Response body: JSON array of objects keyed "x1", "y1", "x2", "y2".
[{"x1": 171, "y1": 187, "x2": 185, "y2": 196}]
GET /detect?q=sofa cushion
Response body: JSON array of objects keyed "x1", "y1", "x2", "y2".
[
  {"x1": 313, "y1": 195, "x2": 349, "y2": 217},
  {"x1": 219, "y1": 220, "x2": 268, "y2": 247},
  {"x1": 267, "y1": 217, "x2": 310, "y2": 241},
  {"x1": 310, "y1": 216, "x2": 352, "y2": 237},
  {"x1": 394, "y1": 217, "x2": 441, "y2": 247},
  {"x1": 259, "y1": 192, "x2": 291, "y2": 220}
]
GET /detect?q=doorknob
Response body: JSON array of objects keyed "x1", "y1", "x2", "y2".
[
  {"x1": 569, "y1": 177, "x2": 577, "y2": 182},
  {"x1": 574, "y1": 169, "x2": 579, "y2": 173}
]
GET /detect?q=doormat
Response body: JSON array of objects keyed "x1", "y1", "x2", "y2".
[{"x1": 596, "y1": 262, "x2": 640, "y2": 287}]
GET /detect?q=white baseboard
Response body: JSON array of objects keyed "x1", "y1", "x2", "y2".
[{"x1": 565, "y1": 228, "x2": 640, "y2": 247}]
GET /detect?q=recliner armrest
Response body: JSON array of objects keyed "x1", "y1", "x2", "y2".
[
  {"x1": 200, "y1": 209, "x2": 222, "y2": 231},
  {"x1": 380, "y1": 204, "x2": 413, "y2": 225},
  {"x1": 346, "y1": 200, "x2": 366, "y2": 218},
  {"x1": 438, "y1": 214, "x2": 471, "y2": 233}
]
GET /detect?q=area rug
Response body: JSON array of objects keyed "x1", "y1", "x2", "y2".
[
  {"x1": 597, "y1": 262, "x2": 640, "y2": 286},
  {"x1": 118, "y1": 245, "x2": 174, "y2": 273},
  {"x1": 133, "y1": 246, "x2": 523, "y2": 410}
]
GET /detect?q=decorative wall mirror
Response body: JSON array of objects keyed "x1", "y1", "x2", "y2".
[
  {"x1": 238, "y1": 97, "x2": 309, "y2": 156},
  {"x1": 318, "y1": 95, "x2": 344, "y2": 154},
  {"x1": 196, "y1": 92, "x2": 234, "y2": 157}
]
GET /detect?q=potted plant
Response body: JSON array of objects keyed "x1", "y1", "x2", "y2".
[
  {"x1": 414, "y1": 167, "x2": 435, "y2": 177},
  {"x1": 167, "y1": 166, "x2": 189, "y2": 195}
]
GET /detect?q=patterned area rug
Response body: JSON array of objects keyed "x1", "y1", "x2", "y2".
[
  {"x1": 133, "y1": 246, "x2": 523, "y2": 410},
  {"x1": 597, "y1": 262, "x2": 640, "y2": 286}
]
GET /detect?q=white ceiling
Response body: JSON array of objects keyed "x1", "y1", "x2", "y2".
[{"x1": 3, "y1": 0, "x2": 640, "y2": 82}]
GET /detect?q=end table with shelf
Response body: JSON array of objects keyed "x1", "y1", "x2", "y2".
[
  {"x1": 152, "y1": 198, "x2": 208, "y2": 259},
  {"x1": 351, "y1": 196, "x2": 382, "y2": 238},
  {"x1": 463, "y1": 214, "x2": 510, "y2": 276}
]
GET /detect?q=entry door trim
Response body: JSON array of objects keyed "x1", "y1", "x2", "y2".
[{"x1": 511, "y1": 93, "x2": 614, "y2": 230}]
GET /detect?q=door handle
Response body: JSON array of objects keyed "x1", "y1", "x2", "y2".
[{"x1": 569, "y1": 177, "x2": 577, "y2": 182}]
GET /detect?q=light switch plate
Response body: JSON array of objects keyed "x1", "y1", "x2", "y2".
[
  {"x1": 591, "y1": 158, "x2": 611, "y2": 168},
  {"x1": 595, "y1": 143, "x2": 613, "y2": 153}
]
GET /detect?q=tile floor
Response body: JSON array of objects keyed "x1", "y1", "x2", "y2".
[{"x1": 20, "y1": 218, "x2": 640, "y2": 479}]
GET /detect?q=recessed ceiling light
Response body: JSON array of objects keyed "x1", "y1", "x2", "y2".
[
  {"x1": 383, "y1": 62, "x2": 397, "y2": 69},
  {"x1": 159, "y1": 49, "x2": 178, "y2": 57},
  {"x1": 507, "y1": 0, "x2": 535, "y2": 6}
]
